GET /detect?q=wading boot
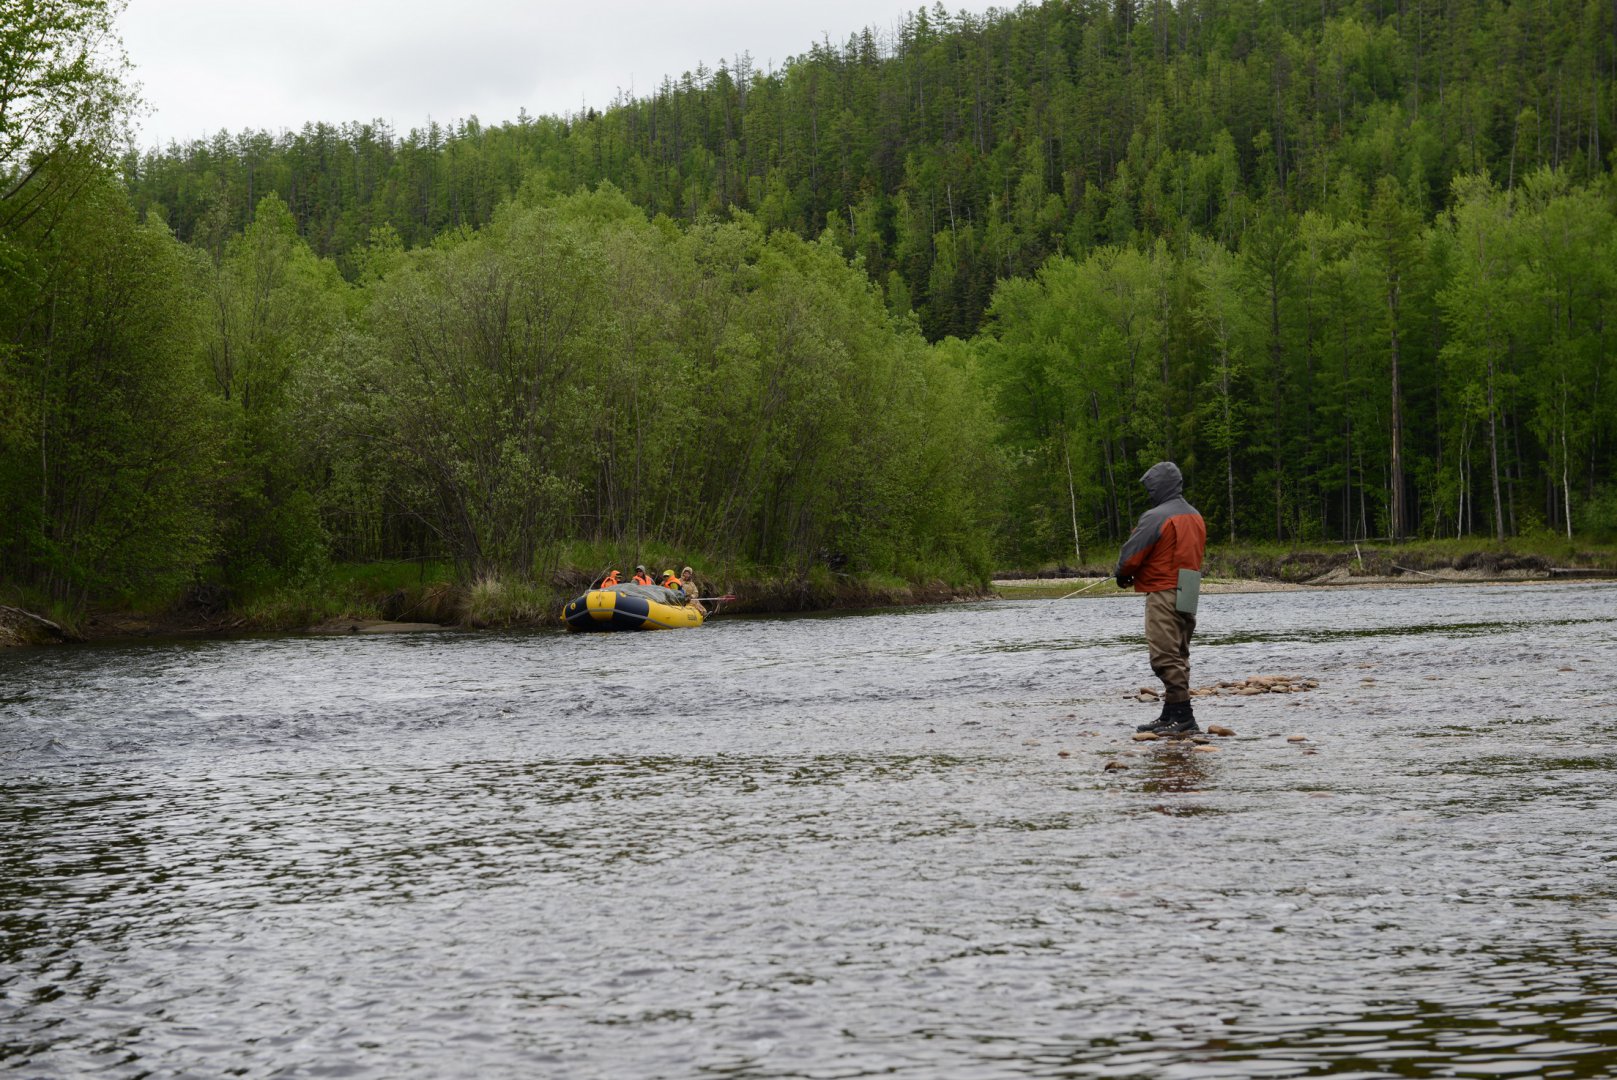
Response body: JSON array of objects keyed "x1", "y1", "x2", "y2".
[
  {"x1": 1136, "y1": 699, "x2": 1170, "y2": 733},
  {"x1": 1152, "y1": 700, "x2": 1201, "y2": 737}
]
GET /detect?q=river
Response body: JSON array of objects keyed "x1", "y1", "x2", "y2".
[{"x1": 3, "y1": 583, "x2": 1615, "y2": 1078}]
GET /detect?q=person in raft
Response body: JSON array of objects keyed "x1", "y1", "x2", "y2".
[
  {"x1": 598, "y1": 568, "x2": 622, "y2": 588},
  {"x1": 660, "y1": 569, "x2": 680, "y2": 590},
  {"x1": 1114, "y1": 462, "x2": 1207, "y2": 736},
  {"x1": 631, "y1": 565, "x2": 654, "y2": 585},
  {"x1": 679, "y1": 566, "x2": 706, "y2": 615}
]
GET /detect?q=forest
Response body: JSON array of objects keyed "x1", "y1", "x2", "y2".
[{"x1": 3, "y1": 0, "x2": 1616, "y2": 619}]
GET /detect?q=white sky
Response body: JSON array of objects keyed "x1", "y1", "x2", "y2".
[{"x1": 120, "y1": 1, "x2": 1000, "y2": 149}]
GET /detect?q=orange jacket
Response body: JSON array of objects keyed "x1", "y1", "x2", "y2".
[
  {"x1": 632, "y1": 572, "x2": 653, "y2": 585},
  {"x1": 599, "y1": 570, "x2": 621, "y2": 588},
  {"x1": 1115, "y1": 462, "x2": 1206, "y2": 593}
]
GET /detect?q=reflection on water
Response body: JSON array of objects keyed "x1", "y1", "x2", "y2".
[
  {"x1": 2, "y1": 583, "x2": 1616, "y2": 1077},
  {"x1": 1140, "y1": 743, "x2": 1216, "y2": 817}
]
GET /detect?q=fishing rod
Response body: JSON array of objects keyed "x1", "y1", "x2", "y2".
[{"x1": 1056, "y1": 578, "x2": 1109, "y2": 600}]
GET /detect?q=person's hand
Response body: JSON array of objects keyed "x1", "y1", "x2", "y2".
[{"x1": 1115, "y1": 573, "x2": 1133, "y2": 589}]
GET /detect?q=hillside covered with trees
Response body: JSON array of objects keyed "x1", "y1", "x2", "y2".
[
  {"x1": 130, "y1": 0, "x2": 1615, "y2": 334},
  {"x1": 3, "y1": 0, "x2": 1616, "y2": 621}
]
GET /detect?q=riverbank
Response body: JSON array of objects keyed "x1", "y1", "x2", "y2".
[
  {"x1": 0, "y1": 605, "x2": 83, "y2": 648},
  {"x1": 2, "y1": 565, "x2": 997, "y2": 646},
  {"x1": 6, "y1": 539, "x2": 1613, "y2": 647},
  {"x1": 992, "y1": 567, "x2": 1603, "y2": 599},
  {"x1": 996, "y1": 537, "x2": 1617, "y2": 598}
]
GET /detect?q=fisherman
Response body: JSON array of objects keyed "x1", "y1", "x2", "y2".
[
  {"x1": 1114, "y1": 462, "x2": 1207, "y2": 736},
  {"x1": 631, "y1": 565, "x2": 654, "y2": 585},
  {"x1": 679, "y1": 566, "x2": 706, "y2": 616},
  {"x1": 598, "y1": 568, "x2": 622, "y2": 588}
]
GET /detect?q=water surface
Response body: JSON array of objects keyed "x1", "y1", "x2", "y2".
[{"x1": 3, "y1": 584, "x2": 1616, "y2": 1077}]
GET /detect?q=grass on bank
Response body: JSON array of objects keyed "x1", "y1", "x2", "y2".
[
  {"x1": 0, "y1": 584, "x2": 85, "y2": 636},
  {"x1": 225, "y1": 544, "x2": 992, "y2": 631},
  {"x1": 222, "y1": 534, "x2": 1617, "y2": 629},
  {"x1": 1206, "y1": 535, "x2": 1617, "y2": 581},
  {"x1": 461, "y1": 576, "x2": 565, "y2": 627},
  {"x1": 60, "y1": 534, "x2": 1605, "y2": 637},
  {"x1": 234, "y1": 560, "x2": 458, "y2": 627},
  {"x1": 993, "y1": 578, "x2": 1136, "y2": 600},
  {"x1": 556, "y1": 540, "x2": 987, "y2": 591},
  {"x1": 14, "y1": 536, "x2": 1613, "y2": 644}
]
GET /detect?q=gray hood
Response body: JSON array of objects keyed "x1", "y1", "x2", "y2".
[{"x1": 1141, "y1": 462, "x2": 1183, "y2": 508}]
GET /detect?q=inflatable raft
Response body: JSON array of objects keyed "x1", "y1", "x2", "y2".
[{"x1": 561, "y1": 583, "x2": 704, "y2": 631}]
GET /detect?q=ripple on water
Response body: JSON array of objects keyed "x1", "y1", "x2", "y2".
[{"x1": 2, "y1": 585, "x2": 1617, "y2": 1076}]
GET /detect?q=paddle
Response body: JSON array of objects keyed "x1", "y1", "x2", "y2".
[{"x1": 691, "y1": 593, "x2": 737, "y2": 619}]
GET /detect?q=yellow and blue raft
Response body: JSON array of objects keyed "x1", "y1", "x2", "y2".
[{"x1": 561, "y1": 583, "x2": 704, "y2": 631}]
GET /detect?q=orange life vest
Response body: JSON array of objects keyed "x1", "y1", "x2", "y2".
[
  {"x1": 599, "y1": 570, "x2": 621, "y2": 587},
  {"x1": 632, "y1": 572, "x2": 653, "y2": 585}
]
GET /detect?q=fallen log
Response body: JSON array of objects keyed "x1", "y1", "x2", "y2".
[{"x1": 0, "y1": 605, "x2": 83, "y2": 644}]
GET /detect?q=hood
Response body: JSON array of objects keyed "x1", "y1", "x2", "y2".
[{"x1": 1140, "y1": 461, "x2": 1183, "y2": 507}]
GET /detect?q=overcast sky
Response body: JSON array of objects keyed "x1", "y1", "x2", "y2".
[{"x1": 119, "y1": 1, "x2": 1000, "y2": 149}]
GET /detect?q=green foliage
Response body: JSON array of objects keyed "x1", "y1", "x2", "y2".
[
  {"x1": 124, "y1": 0, "x2": 1616, "y2": 344},
  {"x1": 0, "y1": 0, "x2": 134, "y2": 175},
  {"x1": 0, "y1": 170, "x2": 223, "y2": 603},
  {"x1": 327, "y1": 197, "x2": 604, "y2": 578},
  {"x1": 976, "y1": 165, "x2": 1617, "y2": 562},
  {"x1": 233, "y1": 560, "x2": 457, "y2": 627},
  {"x1": 461, "y1": 575, "x2": 563, "y2": 627},
  {"x1": 202, "y1": 194, "x2": 349, "y2": 585},
  {"x1": 287, "y1": 188, "x2": 996, "y2": 584},
  {"x1": 8, "y1": 0, "x2": 1617, "y2": 622},
  {"x1": 1583, "y1": 488, "x2": 1617, "y2": 542}
]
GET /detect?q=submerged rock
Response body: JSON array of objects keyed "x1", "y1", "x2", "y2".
[
  {"x1": 1132, "y1": 732, "x2": 1160, "y2": 742},
  {"x1": 1192, "y1": 674, "x2": 1321, "y2": 698},
  {"x1": 1206, "y1": 724, "x2": 1236, "y2": 737}
]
